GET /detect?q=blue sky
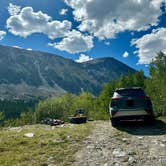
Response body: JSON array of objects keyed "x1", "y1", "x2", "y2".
[{"x1": 0, "y1": 0, "x2": 166, "y2": 75}]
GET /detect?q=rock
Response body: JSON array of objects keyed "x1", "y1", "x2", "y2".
[
  {"x1": 122, "y1": 138, "x2": 128, "y2": 142},
  {"x1": 161, "y1": 139, "x2": 166, "y2": 144},
  {"x1": 138, "y1": 136, "x2": 144, "y2": 139},
  {"x1": 17, "y1": 128, "x2": 22, "y2": 133},
  {"x1": 128, "y1": 151, "x2": 136, "y2": 155},
  {"x1": 48, "y1": 156, "x2": 54, "y2": 161},
  {"x1": 128, "y1": 156, "x2": 136, "y2": 164},
  {"x1": 159, "y1": 143, "x2": 165, "y2": 147},
  {"x1": 8, "y1": 127, "x2": 22, "y2": 132},
  {"x1": 114, "y1": 163, "x2": 120, "y2": 166},
  {"x1": 151, "y1": 140, "x2": 158, "y2": 144},
  {"x1": 113, "y1": 148, "x2": 126, "y2": 158},
  {"x1": 121, "y1": 156, "x2": 129, "y2": 162},
  {"x1": 24, "y1": 133, "x2": 34, "y2": 138},
  {"x1": 69, "y1": 124, "x2": 74, "y2": 128}
]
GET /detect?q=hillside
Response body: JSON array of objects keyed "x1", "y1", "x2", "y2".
[{"x1": 0, "y1": 45, "x2": 135, "y2": 99}]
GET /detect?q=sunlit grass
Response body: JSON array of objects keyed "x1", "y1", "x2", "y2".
[
  {"x1": 0, "y1": 122, "x2": 94, "y2": 166},
  {"x1": 158, "y1": 116, "x2": 166, "y2": 123}
]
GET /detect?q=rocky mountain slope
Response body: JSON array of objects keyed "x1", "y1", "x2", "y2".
[{"x1": 0, "y1": 45, "x2": 135, "y2": 99}]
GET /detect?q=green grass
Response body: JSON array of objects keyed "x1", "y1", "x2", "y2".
[
  {"x1": 0, "y1": 122, "x2": 94, "y2": 166},
  {"x1": 157, "y1": 116, "x2": 166, "y2": 123}
]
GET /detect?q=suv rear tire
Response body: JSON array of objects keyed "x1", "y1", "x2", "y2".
[
  {"x1": 111, "y1": 119, "x2": 118, "y2": 127},
  {"x1": 145, "y1": 116, "x2": 155, "y2": 124}
]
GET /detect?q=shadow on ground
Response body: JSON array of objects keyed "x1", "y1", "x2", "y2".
[{"x1": 116, "y1": 120, "x2": 166, "y2": 136}]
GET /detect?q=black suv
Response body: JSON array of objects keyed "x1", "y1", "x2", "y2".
[{"x1": 109, "y1": 87, "x2": 154, "y2": 126}]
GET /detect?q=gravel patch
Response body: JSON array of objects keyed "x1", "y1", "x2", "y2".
[{"x1": 72, "y1": 120, "x2": 166, "y2": 166}]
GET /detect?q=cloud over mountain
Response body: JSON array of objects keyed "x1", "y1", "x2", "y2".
[
  {"x1": 0, "y1": 31, "x2": 6, "y2": 40},
  {"x1": 48, "y1": 30, "x2": 94, "y2": 54},
  {"x1": 122, "y1": 51, "x2": 129, "y2": 58},
  {"x1": 75, "y1": 54, "x2": 93, "y2": 63}
]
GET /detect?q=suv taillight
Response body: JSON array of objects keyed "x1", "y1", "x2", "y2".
[
  {"x1": 111, "y1": 98, "x2": 121, "y2": 107},
  {"x1": 111, "y1": 110, "x2": 118, "y2": 116},
  {"x1": 111, "y1": 98, "x2": 121, "y2": 101}
]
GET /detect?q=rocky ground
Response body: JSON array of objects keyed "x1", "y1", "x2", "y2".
[{"x1": 72, "y1": 120, "x2": 166, "y2": 166}]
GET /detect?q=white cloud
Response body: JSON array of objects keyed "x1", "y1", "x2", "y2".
[
  {"x1": 8, "y1": 3, "x2": 21, "y2": 16},
  {"x1": 65, "y1": 0, "x2": 165, "y2": 39},
  {"x1": 0, "y1": 31, "x2": 6, "y2": 40},
  {"x1": 122, "y1": 51, "x2": 129, "y2": 58},
  {"x1": 7, "y1": 6, "x2": 72, "y2": 39},
  {"x1": 48, "y1": 30, "x2": 94, "y2": 54},
  {"x1": 131, "y1": 28, "x2": 166, "y2": 64},
  {"x1": 104, "y1": 41, "x2": 110, "y2": 46},
  {"x1": 75, "y1": 54, "x2": 93, "y2": 63},
  {"x1": 59, "y1": 8, "x2": 68, "y2": 15}
]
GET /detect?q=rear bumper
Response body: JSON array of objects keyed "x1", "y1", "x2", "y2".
[
  {"x1": 112, "y1": 109, "x2": 148, "y2": 118},
  {"x1": 111, "y1": 115, "x2": 154, "y2": 121},
  {"x1": 110, "y1": 107, "x2": 154, "y2": 117}
]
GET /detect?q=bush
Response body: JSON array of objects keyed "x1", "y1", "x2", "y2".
[
  {"x1": 145, "y1": 52, "x2": 166, "y2": 116},
  {"x1": 35, "y1": 92, "x2": 110, "y2": 121},
  {"x1": 4, "y1": 110, "x2": 36, "y2": 127}
]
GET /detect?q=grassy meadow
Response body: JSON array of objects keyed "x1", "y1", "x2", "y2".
[{"x1": 0, "y1": 122, "x2": 94, "y2": 166}]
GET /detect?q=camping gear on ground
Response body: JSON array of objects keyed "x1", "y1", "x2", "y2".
[
  {"x1": 41, "y1": 118, "x2": 64, "y2": 126},
  {"x1": 69, "y1": 109, "x2": 87, "y2": 124}
]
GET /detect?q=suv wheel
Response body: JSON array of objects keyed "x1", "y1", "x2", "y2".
[
  {"x1": 145, "y1": 116, "x2": 155, "y2": 124},
  {"x1": 111, "y1": 119, "x2": 118, "y2": 127}
]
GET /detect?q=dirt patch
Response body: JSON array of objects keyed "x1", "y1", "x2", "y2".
[{"x1": 72, "y1": 120, "x2": 166, "y2": 166}]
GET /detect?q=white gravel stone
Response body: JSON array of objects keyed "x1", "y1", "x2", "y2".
[
  {"x1": 24, "y1": 133, "x2": 34, "y2": 137},
  {"x1": 128, "y1": 156, "x2": 136, "y2": 164},
  {"x1": 113, "y1": 148, "x2": 126, "y2": 157}
]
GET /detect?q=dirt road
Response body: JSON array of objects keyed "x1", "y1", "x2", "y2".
[{"x1": 72, "y1": 120, "x2": 166, "y2": 166}]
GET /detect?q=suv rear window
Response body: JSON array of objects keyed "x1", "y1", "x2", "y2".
[{"x1": 116, "y1": 89, "x2": 145, "y2": 97}]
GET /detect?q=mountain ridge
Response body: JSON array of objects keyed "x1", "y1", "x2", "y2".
[{"x1": 0, "y1": 44, "x2": 136, "y2": 100}]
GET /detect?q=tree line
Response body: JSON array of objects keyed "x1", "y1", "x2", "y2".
[{"x1": 0, "y1": 52, "x2": 166, "y2": 126}]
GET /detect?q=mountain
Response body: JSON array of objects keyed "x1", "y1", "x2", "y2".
[{"x1": 0, "y1": 45, "x2": 135, "y2": 99}]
